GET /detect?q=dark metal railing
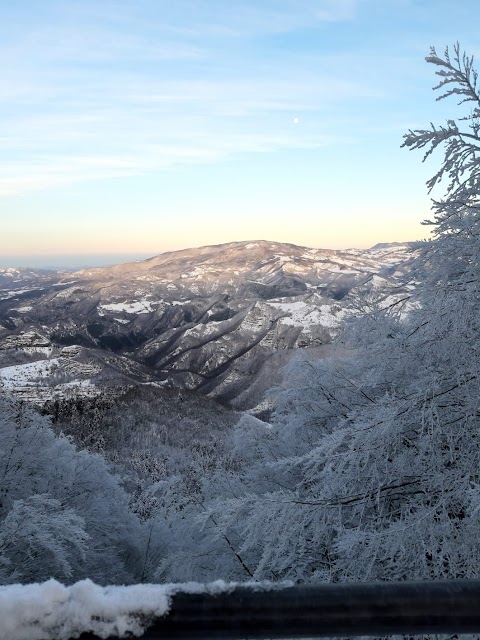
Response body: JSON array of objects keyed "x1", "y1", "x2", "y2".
[{"x1": 78, "y1": 580, "x2": 480, "y2": 639}]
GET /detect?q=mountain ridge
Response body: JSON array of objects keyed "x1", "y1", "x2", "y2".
[{"x1": 0, "y1": 240, "x2": 416, "y2": 411}]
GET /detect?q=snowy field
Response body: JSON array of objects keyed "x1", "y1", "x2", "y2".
[
  {"x1": 0, "y1": 359, "x2": 60, "y2": 389},
  {"x1": 269, "y1": 300, "x2": 346, "y2": 329},
  {"x1": 98, "y1": 300, "x2": 154, "y2": 315}
]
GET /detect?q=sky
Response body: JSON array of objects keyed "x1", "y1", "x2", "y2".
[{"x1": 1, "y1": 0, "x2": 479, "y2": 266}]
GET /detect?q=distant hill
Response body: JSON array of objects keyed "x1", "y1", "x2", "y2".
[{"x1": 0, "y1": 240, "x2": 416, "y2": 412}]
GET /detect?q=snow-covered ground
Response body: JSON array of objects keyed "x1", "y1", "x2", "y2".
[
  {"x1": 0, "y1": 354, "x2": 102, "y2": 400},
  {"x1": 98, "y1": 300, "x2": 154, "y2": 315},
  {"x1": 269, "y1": 300, "x2": 346, "y2": 329},
  {"x1": 0, "y1": 359, "x2": 60, "y2": 389},
  {"x1": 0, "y1": 288, "x2": 37, "y2": 301}
]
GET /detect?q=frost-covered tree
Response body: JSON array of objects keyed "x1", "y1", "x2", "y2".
[
  {"x1": 0, "y1": 395, "x2": 144, "y2": 584},
  {"x1": 49, "y1": 389, "x2": 241, "y2": 583},
  {"x1": 202, "y1": 44, "x2": 480, "y2": 584},
  {"x1": 403, "y1": 43, "x2": 480, "y2": 293},
  {"x1": 0, "y1": 495, "x2": 88, "y2": 584}
]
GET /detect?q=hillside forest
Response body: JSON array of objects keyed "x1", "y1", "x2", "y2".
[{"x1": 2, "y1": 45, "x2": 480, "y2": 588}]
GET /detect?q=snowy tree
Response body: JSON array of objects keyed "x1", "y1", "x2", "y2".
[
  {"x1": 0, "y1": 495, "x2": 88, "y2": 584},
  {"x1": 50, "y1": 389, "x2": 241, "y2": 583},
  {"x1": 0, "y1": 394, "x2": 145, "y2": 584},
  {"x1": 403, "y1": 43, "x2": 480, "y2": 294},
  {"x1": 202, "y1": 44, "x2": 480, "y2": 584}
]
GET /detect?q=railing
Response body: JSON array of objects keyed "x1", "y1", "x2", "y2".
[{"x1": 77, "y1": 580, "x2": 480, "y2": 639}]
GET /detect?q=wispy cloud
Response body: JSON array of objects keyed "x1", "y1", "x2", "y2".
[
  {"x1": 62, "y1": 0, "x2": 360, "y2": 39},
  {"x1": 160, "y1": 0, "x2": 360, "y2": 37},
  {"x1": 0, "y1": 74, "x2": 373, "y2": 196},
  {"x1": 0, "y1": 0, "x2": 398, "y2": 196}
]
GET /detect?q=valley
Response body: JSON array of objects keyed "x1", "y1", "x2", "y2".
[{"x1": 0, "y1": 240, "x2": 415, "y2": 413}]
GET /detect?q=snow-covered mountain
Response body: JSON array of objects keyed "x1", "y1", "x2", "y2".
[{"x1": 0, "y1": 240, "x2": 416, "y2": 410}]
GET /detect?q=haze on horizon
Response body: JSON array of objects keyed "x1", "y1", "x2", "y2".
[
  {"x1": 1, "y1": 0, "x2": 478, "y2": 260},
  {"x1": 0, "y1": 239, "x2": 410, "y2": 270}
]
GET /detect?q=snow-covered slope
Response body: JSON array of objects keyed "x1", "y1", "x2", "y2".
[{"x1": 0, "y1": 240, "x2": 416, "y2": 408}]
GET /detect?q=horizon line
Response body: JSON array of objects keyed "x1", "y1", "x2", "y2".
[{"x1": 0, "y1": 239, "x2": 416, "y2": 270}]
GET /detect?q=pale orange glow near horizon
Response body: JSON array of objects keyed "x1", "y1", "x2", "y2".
[
  {"x1": 0, "y1": 0, "x2": 471, "y2": 266},
  {"x1": 2, "y1": 175, "x2": 431, "y2": 260},
  {"x1": 1, "y1": 209, "x2": 428, "y2": 259}
]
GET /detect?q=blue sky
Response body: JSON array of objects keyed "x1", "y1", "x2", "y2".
[{"x1": 1, "y1": 0, "x2": 479, "y2": 265}]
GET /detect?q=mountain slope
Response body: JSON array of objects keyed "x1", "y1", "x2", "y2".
[{"x1": 0, "y1": 240, "x2": 416, "y2": 409}]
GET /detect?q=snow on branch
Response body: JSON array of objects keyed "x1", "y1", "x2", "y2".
[
  {"x1": 426, "y1": 43, "x2": 480, "y2": 106},
  {"x1": 402, "y1": 43, "x2": 480, "y2": 195}
]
